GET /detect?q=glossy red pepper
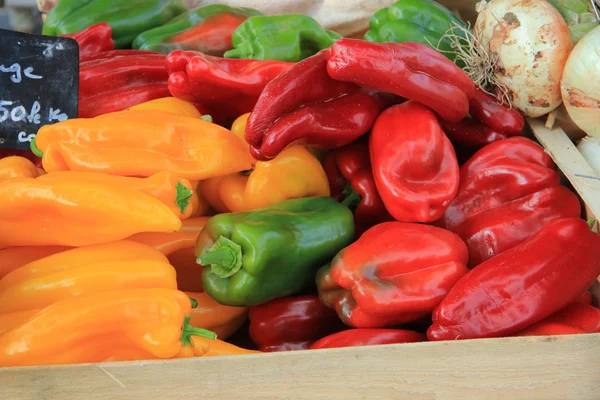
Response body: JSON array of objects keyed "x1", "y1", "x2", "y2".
[
  {"x1": 79, "y1": 51, "x2": 170, "y2": 118},
  {"x1": 248, "y1": 295, "x2": 346, "y2": 352},
  {"x1": 317, "y1": 222, "x2": 469, "y2": 328},
  {"x1": 245, "y1": 51, "x2": 392, "y2": 161},
  {"x1": 324, "y1": 137, "x2": 393, "y2": 237},
  {"x1": 325, "y1": 39, "x2": 474, "y2": 122},
  {"x1": 514, "y1": 302, "x2": 600, "y2": 337},
  {"x1": 62, "y1": 23, "x2": 114, "y2": 59},
  {"x1": 437, "y1": 137, "x2": 581, "y2": 268},
  {"x1": 428, "y1": 218, "x2": 600, "y2": 341},
  {"x1": 165, "y1": 50, "x2": 293, "y2": 123},
  {"x1": 438, "y1": 118, "x2": 508, "y2": 148},
  {"x1": 310, "y1": 329, "x2": 426, "y2": 349},
  {"x1": 370, "y1": 101, "x2": 459, "y2": 223}
]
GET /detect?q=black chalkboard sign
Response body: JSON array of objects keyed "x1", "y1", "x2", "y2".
[{"x1": 0, "y1": 28, "x2": 79, "y2": 150}]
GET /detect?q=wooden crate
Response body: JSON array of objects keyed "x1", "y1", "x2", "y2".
[{"x1": 2, "y1": 1, "x2": 597, "y2": 399}]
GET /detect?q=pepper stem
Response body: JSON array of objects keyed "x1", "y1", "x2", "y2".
[
  {"x1": 196, "y1": 236, "x2": 243, "y2": 278},
  {"x1": 181, "y1": 316, "x2": 217, "y2": 347},
  {"x1": 341, "y1": 183, "x2": 362, "y2": 211},
  {"x1": 200, "y1": 115, "x2": 213, "y2": 123},
  {"x1": 175, "y1": 181, "x2": 193, "y2": 214},
  {"x1": 30, "y1": 137, "x2": 43, "y2": 157},
  {"x1": 587, "y1": 218, "x2": 597, "y2": 230}
]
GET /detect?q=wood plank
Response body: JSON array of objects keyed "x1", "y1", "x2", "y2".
[
  {"x1": 1, "y1": 334, "x2": 599, "y2": 400},
  {"x1": 528, "y1": 118, "x2": 600, "y2": 218}
]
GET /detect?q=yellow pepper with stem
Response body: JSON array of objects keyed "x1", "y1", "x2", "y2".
[{"x1": 201, "y1": 113, "x2": 330, "y2": 212}]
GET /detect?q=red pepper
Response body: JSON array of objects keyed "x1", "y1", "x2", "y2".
[
  {"x1": 317, "y1": 222, "x2": 469, "y2": 328},
  {"x1": 370, "y1": 101, "x2": 459, "y2": 223},
  {"x1": 165, "y1": 50, "x2": 294, "y2": 123},
  {"x1": 325, "y1": 39, "x2": 474, "y2": 122},
  {"x1": 61, "y1": 23, "x2": 114, "y2": 59},
  {"x1": 514, "y1": 302, "x2": 600, "y2": 337},
  {"x1": 438, "y1": 89, "x2": 525, "y2": 148},
  {"x1": 248, "y1": 295, "x2": 346, "y2": 352},
  {"x1": 79, "y1": 51, "x2": 170, "y2": 118},
  {"x1": 244, "y1": 51, "x2": 393, "y2": 161},
  {"x1": 428, "y1": 218, "x2": 600, "y2": 341},
  {"x1": 310, "y1": 329, "x2": 426, "y2": 349},
  {"x1": 576, "y1": 291, "x2": 594, "y2": 306},
  {"x1": 324, "y1": 137, "x2": 393, "y2": 237},
  {"x1": 437, "y1": 137, "x2": 581, "y2": 268}
]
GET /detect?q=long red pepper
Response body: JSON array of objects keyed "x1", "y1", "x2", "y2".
[
  {"x1": 428, "y1": 218, "x2": 600, "y2": 341},
  {"x1": 310, "y1": 329, "x2": 426, "y2": 349},
  {"x1": 62, "y1": 23, "x2": 114, "y2": 59}
]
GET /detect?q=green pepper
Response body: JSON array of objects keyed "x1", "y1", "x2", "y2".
[
  {"x1": 364, "y1": 0, "x2": 468, "y2": 65},
  {"x1": 42, "y1": 0, "x2": 187, "y2": 49},
  {"x1": 132, "y1": 5, "x2": 262, "y2": 55},
  {"x1": 546, "y1": 0, "x2": 599, "y2": 44},
  {"x1": 195, "y1": 197, "x2": 354, "y2": 307},
  {"x1": 223, "y1": 15, "x2": 342, "y2": 62}
]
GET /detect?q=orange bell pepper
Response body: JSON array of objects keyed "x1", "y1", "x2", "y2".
[
  {"x1": 0, "y1": 156, "x2": 39, "y2": 180},
  {"x1": 185, "y1": 291, "x2": 247, "y2": 340},
  {"x1": 33, "y1": 109, "x2": 253, "y2": 180},
  {"x1": 201, "y1": 113, "x2": 330, "y2": 212},
  {"x1": 129, "y1": 217, "x2": 209, "y2": 292},
  {"x1": 0, "y1": 246, "x2": 71, "y2": 279},
  {"x1": 0, "y1": 241, "x2": 176, "y2": 314},
  {"x1": 0, "y1": 288, "x2": 215, "y2": 367},
  {"x1": 0, "y1": 178, "x2": 181, "y2": 248},
  {"x1": 38, "y1": 171, "x2": 198, "y2": 220},
  {"x1": 0, "y1": 309, "x2": 38, "y2": 335},
  {"x1": 125, "y1": 97, "x2": 202, "y2": 118}
]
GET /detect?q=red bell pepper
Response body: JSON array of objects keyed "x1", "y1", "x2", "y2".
[
  {"x1": 428, "y1": 218, "x2": 600, "y2": 341},
  {"x1": 248, "y1": 295, "x2": 346, "y2": 352},
  {"x1": 324, "y1": 137, "x2": 393, "y2": 237},
  {"x1": 513, "y1": 301, "x2": 600, "y2": 337},
  {"x1": 438, "y1": 136, "x2": 581, "y2": 268},
  {"x1": 61, "y1": 23, "x2": 114, "y2": 59},
  {"x1": 324, "y1": 39, "x2": 474, "y2": 122},
  {"x1": 310, "y1": 329, "x2": 426, "y2": 349},
  {"x1": 370, "y1": 101, "x2": 460, "y2": 223},
  {"x1": 79, "y1": 50, "x2": 171, "y2": 118},
  {"x1": 165, "y1": 50, "x2": 293, "y2": 123},
  {"x1": 576, "y1": 291, "x2": 594, "y2": 306},
  {"x1": 438, "y1": 89, "x2": 525, "y2": 148},
  {"x1": 317, "y1": 221, "x2": 469, "y2": 328},
  {"x1": 244, "y1": 51, "x2": 393, "y2": 161}
]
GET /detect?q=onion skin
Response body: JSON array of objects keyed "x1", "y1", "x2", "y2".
[
  {"x1": 561, "y1": 25, "x2": 600, "y2": 139},
  {"x1": 475, "y1": 0, "x2": 572, "y2": 118}
]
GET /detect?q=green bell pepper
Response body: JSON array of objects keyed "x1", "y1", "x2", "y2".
[
  {"x1": 42, "y1": 0, "x2": 187, "y2": 49},
  {"x1": 132, "y1": 5, "x2": 262, "y2": 55},
  {"x1": 364, "y1": 0, "x2": 468, "y2": 65},
  {"x1": 195, "y1": 197, "x2": 355, "y2": 307},
  {"x1": 547, "y1": 0, "x2": 599, "y2": 44},
  {"x1": 223, "y1": 15, "x2": 342, "y2": 62}
]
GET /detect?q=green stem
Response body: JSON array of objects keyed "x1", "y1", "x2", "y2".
[
  {"x1": 200, "y1": 115, "x2": 213, "y2": 123},
  {"x1": 189, "y1": 297, "x2": 198, "y2": 309},
  {"x1": 175, "y1": 181, "x2": 193, "y2": 214},
  {"x1": 30, "y1": 137, "x2": 43, "y2": 158},
  {"x1": 181, "y1": 316, "x2": 217, "y2": 346},
  {"x1": 341, "y1": 183, "x2": 362, "y2": 212},
  {"x1": 196, "y1": 236, "x2": 243, "y2": 278},
  {"x1": 587, "y1": 218, "x2": 597, "y2": 229}
]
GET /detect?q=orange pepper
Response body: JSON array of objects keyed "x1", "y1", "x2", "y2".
[
  {"x1": 188, "y1": 180, "x2": 211, "y2": 217},
  {"x1": 191, "y1": 335, "x2": 260, "y2": 357},
  {"x1": 201, "y1": 113, "x2": 330, "y2": 212},
  {"x1": 0, "y1": 156, "x2": 39, "y2": 180},
  {"x1": 0, "y1": 246, "x2": 71, "y2": 279},
  {"x1": 129, "y1": 217, "x2": 209, "y2": 291},
  {"x1": 125, "y1": 97, "x2": 202, "y2": 118},
  {"x1": 0, "y1": 288, "x2": 215, "y2": 367},
  {"x1": 34, "y1": 109, "x2": 253, "y2": 180},
  {"x1": 185, "y1": 291, "x2": 247, "y2": 340},
  {"x1": 0, "y1": 309, "x2": 38, "y2": 335},
  {"x1": 0, "y1": 241, "x2": 176, "y2": 314},
  {"x1": 37, "y1": 168, "x2": 46, "y2": 176},
  {"x1": 38, "y1": 171, "x2": 198, "y2": 220},
  {"x1": 0, "y1": 178, "x2": 181, "y2": 248}
]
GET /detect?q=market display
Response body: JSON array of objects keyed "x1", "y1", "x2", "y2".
[{"x1": 0, "y1": 0, "x2": 599, "y2": 368}]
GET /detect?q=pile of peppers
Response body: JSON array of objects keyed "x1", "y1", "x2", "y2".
[{"x1": 0, "y1": 0, "x2": 599, "y2": 368}]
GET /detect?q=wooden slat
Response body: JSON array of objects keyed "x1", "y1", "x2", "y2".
[
  {"x1": 0, "y1": 334, "x2": 599, "y2": 400},
  {"x1": 528, "y1": 118, "x2": 600, "y2": 218}
]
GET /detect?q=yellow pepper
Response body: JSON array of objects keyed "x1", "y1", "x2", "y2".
[
  {"x1": 0, "y1": 246, "x2": 71, "y2": 279},
  {"x1": 185, "y1": 291, "x2": 247, "y2": 340},
  {"x1": 125, "y1": 97, "x2": 202, "y2": 118},
  {"x1": 33, "y1": 109, "x2": 253, "y2": 180},
  {"x1": 201, "y1": 113, "x2": 330, "y2": 212},
  {"x1": 38, "y1": 171, "x2": 205, "y2": 220},
  {"x1": 0, "y1": 156, "x2": 39, "y2": 180}
]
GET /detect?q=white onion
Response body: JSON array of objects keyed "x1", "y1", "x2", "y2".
[
  {"x1": 561, "y1": 25, "x2": 600, "y2": 139},
  {"x1": 474, "y1": 0, "x2": 572, "y2": 117}
]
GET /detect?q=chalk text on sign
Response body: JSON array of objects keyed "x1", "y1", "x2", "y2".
[
  {"x1": 0, "y1": 100, "x2": 68, "y2": 143},
  {"x1": 0, "y1": 63, "x2": 43, "y2": 84}
]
